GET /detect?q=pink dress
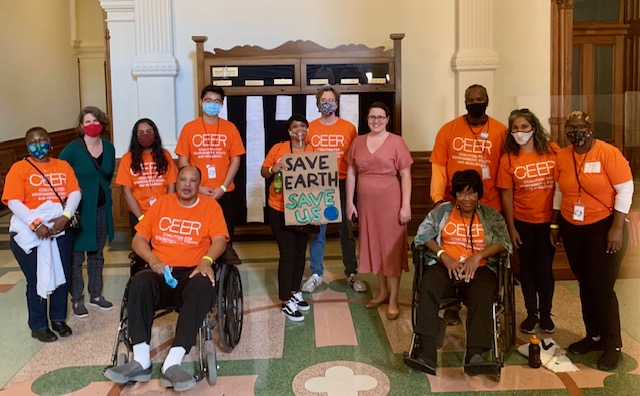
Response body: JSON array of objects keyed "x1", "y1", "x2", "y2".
[{"x1": 347, "y1": 133, "x2": 413, "y2": 277}]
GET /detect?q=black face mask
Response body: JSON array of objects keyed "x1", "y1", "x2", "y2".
[{"x1": 466, "y1": 102, "x2": 488, "y2": 118}]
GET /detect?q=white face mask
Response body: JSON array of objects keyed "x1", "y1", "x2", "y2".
[{"x1": 511, "y1": 131, "x2": 534, "y2": 146}]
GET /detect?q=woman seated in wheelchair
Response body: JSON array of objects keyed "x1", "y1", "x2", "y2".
[
  {"x1": 411, "y1": 169, "x2": 512, "y2": 375},
  {"x1": 104, "y1": 166, "x2": 228, "y2": 392}
]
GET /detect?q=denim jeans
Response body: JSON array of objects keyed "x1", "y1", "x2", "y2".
[
  {"x1": 11, "y1": 231, "x2": 73, "y2": 331},
  {"x1": 308, "y1": 180, "x2": 358, "y2": 276}
]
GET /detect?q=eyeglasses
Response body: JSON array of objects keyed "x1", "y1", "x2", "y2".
[
  {"x1": 565, "y1": 125, "x2": 589, "y2": 133},
  {"x1": 367, "y1": 115, "x2": 387, "y2": 122},
  {"x1": 320, "y1": 99, "x2": 336, "y2": 104},
  {"x1": 456, "y1": 191, "x2": 478, "y2": 199},
  {"x1": 203, "y1": 98, "x2": 223, "y2": 104}
]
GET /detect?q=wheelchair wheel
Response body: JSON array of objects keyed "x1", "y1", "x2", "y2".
[
  {"x1": 206, "y1": 352, "x2": 218, "y2": 385},
  {"x1": 218, "y1": 264, "x2": 243, "y2": 353}
]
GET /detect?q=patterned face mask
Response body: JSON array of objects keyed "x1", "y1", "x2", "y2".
[
  {"x1": 27, "y1": 141, "x2": 51, "y2": 159},
  {"x1": 318, "y1": 102, "x2": 337, "y2": 116},
  {"x1": 566, "y1": 130, "x2": 590, "y2": 147}
]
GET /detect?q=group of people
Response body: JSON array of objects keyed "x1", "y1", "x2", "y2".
[
  {"x1": 3, "y1": 81, "x2": 632, "y2": 390},
  {"x1": 411, "y1": 84, "x2": 633, "y2": 375},
  {"x1": 262, "y1": 86, "x2": 414, "y2": 322}
]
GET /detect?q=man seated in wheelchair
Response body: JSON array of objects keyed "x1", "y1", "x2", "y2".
[
  {"x1": 410, "y1": 169, "x2": 512, "y2": 375},
  {"x1": 104, "y1": 166, "x2": 228, "y2": 391}
]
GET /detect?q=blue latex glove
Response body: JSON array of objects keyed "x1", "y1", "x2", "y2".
[{"x1": 163, "y1": 266, "x2": 178, "y2": 289}]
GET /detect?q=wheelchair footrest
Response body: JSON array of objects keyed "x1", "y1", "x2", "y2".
[
  {"x1": 463, "y1": 362, "x2": 501, "y2": 377},
  {"x1": 403, "y1": 352, "x2": 436, "y2": 375}
]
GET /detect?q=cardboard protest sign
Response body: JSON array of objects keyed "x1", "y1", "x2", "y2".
[{"x1": 282, "y1": 151, "x2": 342, "y2": 226}]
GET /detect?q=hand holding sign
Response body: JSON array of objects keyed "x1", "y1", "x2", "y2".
[{"x1": 282, "y1": 152, "x2": 342, "y2": 226}]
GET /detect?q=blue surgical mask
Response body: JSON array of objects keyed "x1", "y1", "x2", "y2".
[
  {"x1": 203, "y1": 102, "x2": 222, "y2": 116},
  {"x1": 27, "y1": 141, "x2": 51, "y2": 159}
]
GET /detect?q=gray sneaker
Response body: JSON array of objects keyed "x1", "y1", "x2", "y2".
[
  {"x1": 301, "y1": 274, "x2": 322, "y2": 293},
  {"x1": 73, "y1": 302, "x2": 89, "y2": 318},
  {"x1": 90, "y1": 296, "x2": 114, "y2": 311},
  {"x1": 160, "y1": 364, "x2": 197, "y2": 392},
  {"x1": 104, "y1": 361, "x2": 152, "y2": 384},
  {"x1": 348, "y1": 274, "x2": 367, "y2": 293}
]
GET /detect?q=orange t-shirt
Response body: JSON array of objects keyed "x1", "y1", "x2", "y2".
[
  {"x1": 135, "y1": 193, "x2": 230, "y2": 267},
  {"x1": 307, "y1": 118, "x2": 358, "y2": 180},
  {"x1": 555, "y1": 139, "x2": 633, "y2": 225},
  {"x1": 430, "y1": 116, "x2": 507, "y2": 211},
  {"x1": 175, "y1": 117, "x2": 246, "y2": 191},
  {"x1": 115, "y1": 150, "x2": 178, "y2": 214},
  {"x1": 440, "y1": 210, "x2": 487, "y2": 267},
  {"x1": 497, "y1": 150, "x2": 556, "y2": 223},
  {"x1": 2, "y1": 158, "x2": 81, "y2": 209},
  {"x1": 262, "y1": 141, "x2": 314, "y2": 212}
]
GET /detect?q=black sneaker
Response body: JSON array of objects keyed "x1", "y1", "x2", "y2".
[
  {"x1": 73, "y1": 302, "x2": 89, "y2": 318},
  {"x1": 597, "y1": 349, "x2": 622, "y2": 371},
  {"x1": 90, "y1": 296, "x2": 113, "y2": 311},
  {"x1": 291, "y1": 292, "x2": 310, "y2": 311},
  {"x1": 282, "y1": 299, "x2": 304, "y2": 322},
  {"x1": 519, "y1": 313, "x2": 538, "y2": 334},
  {"x1": 568, "y1": 337, "x2": 604, "y2": 355},
  {"x1": 539, "y1": 314, "x2": 555, "y2": 333}
]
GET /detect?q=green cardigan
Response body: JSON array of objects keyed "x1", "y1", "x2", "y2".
[
  {"x1": 413, "y1": 201, "x2": 513, "y2": 271},
  {"x1": 59, "y1": 138, "x2": 115, "y2": 251}
]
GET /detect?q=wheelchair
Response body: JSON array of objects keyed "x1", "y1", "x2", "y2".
[
  {"x1": 403, "y1": 244, "x2": 515, "y2": 380},
  {"x1": 107, "y1": 251, "x2": 244, "y2": 385}
]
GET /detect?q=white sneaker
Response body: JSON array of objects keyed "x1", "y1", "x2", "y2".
[
  {"x1": 282, "y1": 299, "x2": 304, "y2": 322},
  {"x1": 291, "y1": 291, "x2": 310, "y2": 311},
  {"x1": 301, "y1": 274, "x2": 322, "y2": 293}
]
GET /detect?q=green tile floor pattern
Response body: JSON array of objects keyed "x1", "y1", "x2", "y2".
[{"x1": 3, "y1": 271, "x2": 640, "y2": 395}]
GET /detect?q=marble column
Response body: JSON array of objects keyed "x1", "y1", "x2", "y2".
[{"x1": 451, "y1": 0, "x2": 499, "y2": 116}]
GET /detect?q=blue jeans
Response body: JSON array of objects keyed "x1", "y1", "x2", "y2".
[
  {"x1": 11, "y1": 231, "x2": 73, "y2": 331},
  {"x1": 309, "y1": 180, "x2": 358, "y2": 277}
]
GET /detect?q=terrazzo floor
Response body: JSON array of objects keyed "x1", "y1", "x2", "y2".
[{"x1": 0, "y1": 231, "x2": 639, "y2": 395}]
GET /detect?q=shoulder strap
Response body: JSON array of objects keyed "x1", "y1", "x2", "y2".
[
  {"x1": 76, "y1": 137, "x2": 110, "y2": 181},
  {"x1": 24, "y1": 158, "x2": 65, "y2": 204}
]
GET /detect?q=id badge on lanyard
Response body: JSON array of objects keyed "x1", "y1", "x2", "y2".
[{"x1": 207, "y1": 165, "x2": 216, "y2": 179}]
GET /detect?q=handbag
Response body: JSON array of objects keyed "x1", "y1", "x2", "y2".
[{"x1": 25, "y1": 158, "x2": 81, "y2": 228}]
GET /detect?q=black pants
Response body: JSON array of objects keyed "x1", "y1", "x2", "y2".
[
  {"x1": 127, "y1": 267, "x2": 215, "y2": 351},
  {"x1": 415, "y1": 264, "x2": 497, "y2": 350},
  {"x1": 560, "y1": 215, "x2": 627, "y2": 350},
  {"x1": 218, "y1": 190, "x2": 236, "y2": 244},
  {"x1": 267, "y1": 206, "x2": 309, "y2": 301},
  {"x1": 514, "y1": 219, "x2": 556, "y2": 316}
]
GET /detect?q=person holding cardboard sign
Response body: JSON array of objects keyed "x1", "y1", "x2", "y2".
[
  {"x1": 346, "y1": 102, "x2": 413, "y2": 320},
  {"x1": 261, "y1": 115, "x2": 315, "y2": 322}
]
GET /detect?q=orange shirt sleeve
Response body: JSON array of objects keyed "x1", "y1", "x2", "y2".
[
  {"x1": 164, "y1": 150, "x2": 178, "y2": 185},
  {"x1": 115, "y1": 153, "x2": 134, "y2": 187}
]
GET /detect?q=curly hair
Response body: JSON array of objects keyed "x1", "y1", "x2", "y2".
[
  {"x1": 128, "y1": 118, "x2": 169, "y2": 176},
  {"x1": 504, "y1": 108, "x2": 551, "y2": 155}
]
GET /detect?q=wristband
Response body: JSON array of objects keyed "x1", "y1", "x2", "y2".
[
  {"x1": 62, "y1": 211, "x2": 72, "y2": 219},
  {"x1": 138, "y1": 214, "x2": 144, "y2": 221},
  {"x1": 437, "y1": 249, "x2": 446, "y2": 258},
  {"x1": 33, "y1": 223, "x2": 45, "y2": 232},
  {"x1": 268, "y1": 166, "x2": 274, "y2": 175},
  {"x1": 29, "y1": 218, "x2": 43, "y2": 231},
  {"x1": 549, "y1": 224, "x2": 559, "y2": 230},
  {"x1": 220, "y1": 185, "x2": 227, "y2": 193},
  {"x1": 202, "y1": 255, "x2": 214, "y2": 264}
]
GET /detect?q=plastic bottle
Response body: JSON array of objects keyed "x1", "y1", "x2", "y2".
[
  {"x1": 529, "y1": 335, "x2": 542, "y2": 368},
  {"x1": 273, "y1": 171, "x2": 283, "y2": 193}
]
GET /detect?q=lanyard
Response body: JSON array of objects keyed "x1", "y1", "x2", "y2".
[
  {"x1": 571, "y1": 140, "x2": 594, "y2": 202},
  {"x1": 465, "y1": 119, "x2": 490, "y2": 159},
  {"x1": 201, "y1": 118, "x2": 220, "y2": 162}
]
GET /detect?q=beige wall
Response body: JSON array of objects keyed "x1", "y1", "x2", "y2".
[
  {"x1": 0, "y1": 0, "x2": 80, "y2": 140},
  {"x1": 76, "y1": 0, "x2": 107, "y2": 110},
  {"x1": 173, "y1": 0, "x2": 550, "y2": 151}
]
